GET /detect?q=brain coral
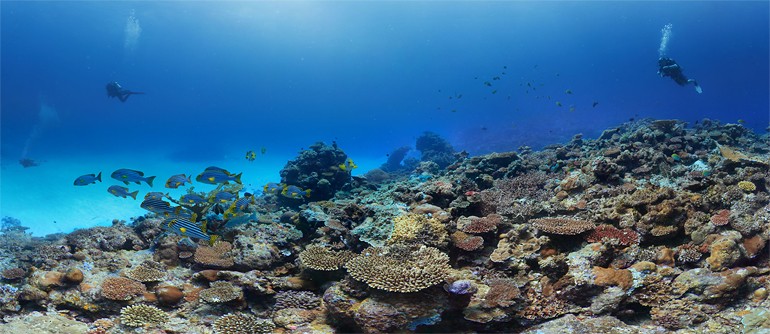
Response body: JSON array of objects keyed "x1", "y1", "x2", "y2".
[
  {"x1": 200, "y1": 281, "x2": 243, "y2": 303},
  {"x1": 213, "y1": 313, "x2": 275, "y2": 334},
  {"x1": 119, "y1": 304, "x2": 168, "y2": 327},
  {"x1": 101, "y1": 277, "x2": 146, "y2": 301},
  {"x1": 299, "y1": 245, "x2": 355, "y2": 271},
  {"x1": 530, "y1": 217, "x2": 596, "y2": 235},
  {"x1": 124, "y1": 260, "x2": 166, "y2": 282},
  {"x1": 345, "y1": 245, "x2": 451, "y2": 293},
  {"x1": 388, "y1": 212, "x2": 448, "y2": 248}
]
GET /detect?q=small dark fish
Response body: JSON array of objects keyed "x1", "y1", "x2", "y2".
[
  {"x1": 245, "y1": 150, "x2": 256, "y2": 162},
  {"x1": 108, "y1": 185, "x2": 138, "y2": 199},
  {"x1": 556, "y1": 101, "x2": 562, "y2": 107},
  {"x1": 493, "y1": 76, "x2": 500, "y2": 80},
  {"x1": 260, "y1": 147, "x2": 267, "y2": 154},
  {"x1": 484, "y1": 81, "x2": 492, "y2": 87},
  {"x1": 213, "y1": 203, "x2": 225, "y2": 215},
  {"x1": 74, "y1": 172, "x2": 102, "y2": 186},
  {"x1": 565, "y1": 89, "x2": 573, "y2": 94},
  {"x1": 165, "y1": 174, "x2": 191, "y2": 189},
  {"x1": 592, "y1": 101, "x2": 599, "y2": 108},
  {"x1": 111, "y1": 168, "x2": 155, "y2": 186},
  {"x1": 19, "y1": 158, "x2": 40, "y2": 168}
]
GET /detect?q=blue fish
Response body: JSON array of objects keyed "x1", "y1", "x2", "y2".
[
  {"x1": 74, "y1": 172, "x2": 102, "y2": 186},
  {"x1": 281, "y1": 185, "x2": 311, "y2": 199},
  {"x1": 196, "y1": 170, "x2": 242, "y2": 185},
  {"x1": 165, "y1": 174, "x2": 192, "y2": 189},
  {"x1": 180, "y1": 193, "x2": 206, "y2": 205},
  {"x1": 144, "y1": 192, "x2": 167, "y2": 200},
  {"x1": 108, "y1": 185, "x2": 138, "y2": 199},
  {"x1": 204, "y1": 166, "x2": 232, "y2": 175},
  {"x1": 163, "y1": 217, "x2": 218, "y2": 245},
  {"x1": 111, "y1": 168, "x2": 156, "y2": 187},
  {"x1": 213, "y1": 191, "x2": 237, "y2": 203},
  {"x1": 263, "y1": 182, "x2": 283, "y2": 195}
]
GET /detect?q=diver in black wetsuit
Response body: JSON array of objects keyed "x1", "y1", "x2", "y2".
[
  {"x1": 658, "y1": 57, "x2": 702, "y2": 93},
  {"x1": 106, "y1": 82, "x2": 144, "y2": 102}
]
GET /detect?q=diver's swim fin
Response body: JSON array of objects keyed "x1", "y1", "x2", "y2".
[{"x1": 694, "y1": 83, "x2": 702, "y2": 94}]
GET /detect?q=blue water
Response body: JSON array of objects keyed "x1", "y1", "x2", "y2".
[{"x1": 1, "y1": 1, "x2": 768, "y2": 236}]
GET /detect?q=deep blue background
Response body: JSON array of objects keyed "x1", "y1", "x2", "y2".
[{"x1": 2, "y1": 1, "x2": 768, "y2": 161}]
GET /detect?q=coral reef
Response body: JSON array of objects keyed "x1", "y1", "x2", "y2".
[{"x1": 0, "y1": 119, "x2": 767, "y2": 333}]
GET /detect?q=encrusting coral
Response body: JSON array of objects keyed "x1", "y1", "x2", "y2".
[
  {"x1": 200, "y1": 281, "x2": 243, "y2": 303},
  {"x1": 530, "y1": 217, "x2": 597, "y2": 235},
  {"x1": 101, "y1": 277, "x2": 146, "y2": 301}
]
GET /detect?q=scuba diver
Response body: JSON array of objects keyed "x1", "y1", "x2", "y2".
[
  {"x1": 658, "y1": 57, "x2": 702, "y2": 94},
  {"x1": 105, "y1": 81, "x2": 144, "y2": 102}
]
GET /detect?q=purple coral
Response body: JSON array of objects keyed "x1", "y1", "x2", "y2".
[{"x1": 444, "y1": 280, "x2": 476, "y2": 295}]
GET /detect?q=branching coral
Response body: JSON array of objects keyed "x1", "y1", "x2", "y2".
[
  {"x1": 345, "y1": 245, "x2": 450, "y2": 293},
  {"x1": 213, "y1": 313, "x2": 275, "y2": 334},
  {"x1": 299, "y1": 244, "x2": 355, "y2": 271},
  {"x1": 388, "y1": 213, "x2": 448, "y2": 248},
  {"x1": 119, "y1": 304, "x2": 168, "y2": 327}
]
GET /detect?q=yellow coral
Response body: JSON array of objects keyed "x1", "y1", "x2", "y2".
[
  {"x1": 738, "y1": 181, "x2": 756, "y2": 192},
  {"x1": 388, "y1": 213, "x2": 448, "y2": 247}
]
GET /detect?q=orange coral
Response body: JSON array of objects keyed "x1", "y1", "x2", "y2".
[
  {"x1": 592, "y1": 267, "x2": 633, "y2": 290},
  {"x1": 585, "y1": 225, "x2": 640, "y2": 246}
]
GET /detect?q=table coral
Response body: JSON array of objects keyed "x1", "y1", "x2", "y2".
[
  {"x1": 299, "y1": 244, "x2": 355, "y2": 271},
  {"x1": 345, "y1": 245, "x2": 450, "y2": 292}
]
